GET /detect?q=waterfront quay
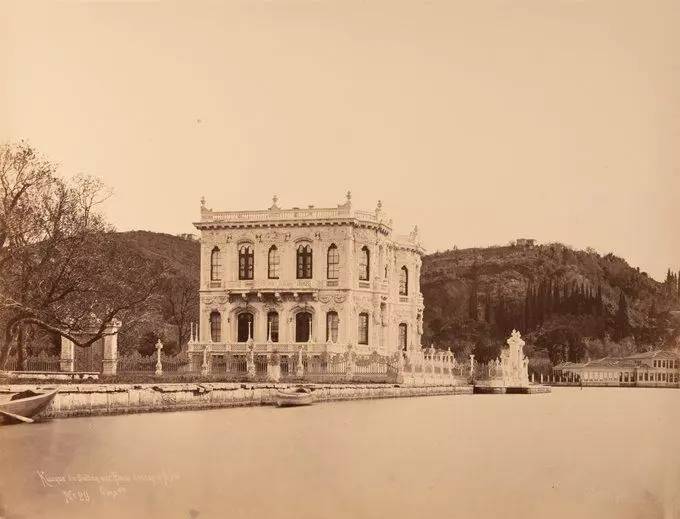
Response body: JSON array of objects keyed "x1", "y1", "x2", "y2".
[{"x1": 0, "y1": 382, "x2": 474, "y2": 419}]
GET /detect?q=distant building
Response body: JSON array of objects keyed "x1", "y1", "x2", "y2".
[
  {"x1": 553, "y1": 350, "x2": 680, "y2": 387},
  {"x1": 189, "y1": 193, "x2": 425, "y2": 368},
  {"x1": 515, "y1": 238, "x2": 536, "y2": 247},
  {"x1": 176, "y1": 233, "x2": 198, "y2": 241}
]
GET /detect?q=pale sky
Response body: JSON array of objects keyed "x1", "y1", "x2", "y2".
[{"x1": 3, "y1": 0, "x2": 679, "y2": 280}]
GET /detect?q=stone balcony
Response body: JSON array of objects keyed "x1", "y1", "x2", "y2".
[
  {"x1": 187, "y1": 340, "x2": 370, "y2": 356},
  {"x1": 196, "y1": 195, "x2": 393, "y2": 232}
]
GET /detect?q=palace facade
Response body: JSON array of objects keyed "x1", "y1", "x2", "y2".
[
  {"x1": 553, "y1": 350, "x2": 680, "y2": 387},
  {"x1": 189, "y1": 193, "x2": 425, "y2": 365}
]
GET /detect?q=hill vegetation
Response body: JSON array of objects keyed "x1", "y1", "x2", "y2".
[{"x1": 421, "y1": 242, "x2": 680, "y2": 368}]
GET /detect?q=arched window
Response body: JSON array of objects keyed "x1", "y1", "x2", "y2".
[
  {"x1": 399, "y1": 323, "x2": 408, "y2": 351},
  {"x1": 358, "y1": 312, "x2": 369, "y2": 345},
  {"x1": 399, "y1": 266, "x2": 408, "y2": 295},
  {"x1": 326, "y1": 311, "x2": 339, "y2": 343},
  {"x1": 210, "y1": 247, "x2": 221, "y2": 281},
  {"x1": 268, "y1": 245, "x2": 280, "y2": 279},
  {"x1": 267, "y1": 311, "x2": 279, "y2": 343},
  {"x1": 239, "y1": 245, "x2": 254, "y2": 280},
  {"x1": 297, "y1": 244, "x2": 313, "y2": 279},
  {"x1": 210, "y1": 311, "x2": 221, "y2": 342},
  {"x1": 237, "y1": 313, "x2": 254, "y2": 342},
  {"x1": 327, "y1": 244, "x2": 339, "y2": 279},
  {"x1": 295, "y1": 311, "x2": 313, "y2": 342},
  {"x1": 359, "y1": 246, "x2": 370, "y2": 281}
]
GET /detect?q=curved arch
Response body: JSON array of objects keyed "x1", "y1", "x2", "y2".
[
  {"x1": 209, "y1": 310, "x2": 222, "y2": 342},
  {"x1": 296, "y1": 243, "x2": 313, "y2": 279},
  {"x1": 268, "y1": 245, "x2": 280, "y2": 279},
  {"x1": 239, "y1": 244, "x2": 254, "y2": 280},
  {"x1": 399, "y1": 265, "x2": 409, "y2": 295},
  {"x1": 236, "y1": 312, "x2": 254, "y2": 342},
  {"x1": 398, "y1": 322, "x2": 408, "y2": 351},
  {"x1": 359, "y1": 246, "x2": 370, "y2": 281},
  {"x1": 327, "y1": 243, "x2": 339, "y2": 279},
  {"x1": 267, "y1": 310, "x2": 279, "y2": 343},
  {"x1": 358, "y1": 312, "x2": 369, "y2": 345},
  {"x1": 326, "y1": 311, "x2": 339, "y2": 343},
  {"x1": 295, "y1": 310, "x2": 313, "y2": 343},
  {"x1": 210, "y1": 246, "x2": 221, "y2": 281}
]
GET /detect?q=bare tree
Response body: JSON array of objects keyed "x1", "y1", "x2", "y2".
[
  {"x1": 0, "y1": 142, "x2": 165, "y2": 369},
  {"x1": 159, "y1": 274, "x2": 199, "y2": 354}
]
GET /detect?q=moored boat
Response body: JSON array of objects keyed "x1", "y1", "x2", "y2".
[
  {"x1": 274, "y1": 386, "x2": 315, "y2": 407},
  {"x1": 0, "y1": 389, "x2": 58, "y2": 424}
]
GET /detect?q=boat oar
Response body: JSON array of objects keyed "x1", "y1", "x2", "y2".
[{"x1": 0, "y1": 409, "x2": 34, "y2": 423}]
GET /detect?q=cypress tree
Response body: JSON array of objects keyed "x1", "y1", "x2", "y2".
[
  {"x1": 614, "y1": 291, "x2": 630, "y2": 340},
  {"x1": 596, "y1": 285, "x2": 603, "y2": 317}
]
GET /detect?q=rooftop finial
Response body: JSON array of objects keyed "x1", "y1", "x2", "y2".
[
  {"x1": 376, "y1": 200, "x2": 382, "y2": 212},
  {"x1": 346, "y1": 190, "x2": 352, "y2": 202},
  {"x1": 269, "y1": 194, "x2": 280, "y2": 210},
  {"x1": 200, "y1": 196, "x2": 206, "y2": 209}
]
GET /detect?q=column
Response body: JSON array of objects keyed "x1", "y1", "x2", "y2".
[
  {"x1": 60, "y1": 336, "x2": 75, "y2": 372},
  {"x1": 101, "y1": 320, "x2": 121, "y2": 376}
]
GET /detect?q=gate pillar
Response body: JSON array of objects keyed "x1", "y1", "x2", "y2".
[
  {"x1": 101, "y1": 320, "x2": 121, "y2": 376},
  {"x1": 60, "y1": 337, "x2": 75, "y2": 372}
]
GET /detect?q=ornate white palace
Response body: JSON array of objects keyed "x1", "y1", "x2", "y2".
[{"x1": 185, "y1": 192, "x2": 455, "y2": 383}]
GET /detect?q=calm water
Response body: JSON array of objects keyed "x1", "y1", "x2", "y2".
[{"x1": 1, "y1": 387, "x2": 679, "y2": 519}]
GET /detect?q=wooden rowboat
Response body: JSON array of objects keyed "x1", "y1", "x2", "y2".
[
  {"x1": 0, "y1": 389, "x2": 58, "y2": 424},
  {"x1": 274, "y1": 387, "x2": 315, "y2": 407}
]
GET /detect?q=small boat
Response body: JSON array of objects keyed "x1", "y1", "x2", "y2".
[
  {"x1": 274, "y1": 386, "x2": 315, "y2": 407},
  {"x1": 0, "y1": 389, "x2": 58, "y2": 424}
]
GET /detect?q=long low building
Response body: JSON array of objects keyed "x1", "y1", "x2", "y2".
[{"x1": 553, "y1": 350, "x2": 680, "y2": 387}]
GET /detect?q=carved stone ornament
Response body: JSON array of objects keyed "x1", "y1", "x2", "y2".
[{"x1": 201, "y1": 295, "x2": 229, "y2": 307}]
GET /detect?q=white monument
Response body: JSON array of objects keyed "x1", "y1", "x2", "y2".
[{"x1": 499, "y1": 329, "x2": 530, "y2": 387}]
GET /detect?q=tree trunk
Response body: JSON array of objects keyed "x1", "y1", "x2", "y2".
[
  {"x1": 0, "y1": 335, "x2": 11, "y2": 370},
  {"x1": 17, "y1": 325, "x2": 27, "y2": 371}
]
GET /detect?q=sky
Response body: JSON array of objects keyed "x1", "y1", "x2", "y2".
[{"x1": 2, "y1": 0, "x2": 679, "y2": 281}]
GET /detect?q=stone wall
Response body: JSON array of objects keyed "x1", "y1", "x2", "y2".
[{"x1": 0, "y1": 383, "x2": 473, "y2": 419}]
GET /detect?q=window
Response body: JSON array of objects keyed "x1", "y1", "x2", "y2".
[
  {"x1": 268, "y1": 245, "x2": 280, "y2": 279},
  {"x1": 267, "y1": 311, "x2": 279, "y2": 343},
  {"x1": 399, "y1": 266, "x2": 408, "y2": 295},
  {"x1": 359, "y1": 246, "x2": 370, "y2": 281},
  {"x1": 326, "y1": 311, "x2": 339, "y2": 343},
  {"x1": 295, "y1": 312, "x2": 312, "y2": 342},
  {"x1": 297, "y1": 244, "x2": 313, "y2": 279},
  {"x1": 237, "y1": 313, "x2": 254, "y2": 342},
  {"x1": 210, "y1": 247, "x2": 221, "y2": 281},
  {"x1": 239, "y1": 245, "x2": 254, "y2": 280},
  {"x1": 399, "y1": 323, "x2": 408, "y2": 351},
  {"x1": 327, "y1": 244, "x2": 339, "y2": 279},
  {"x1": 210, "y1": 311, "x2": 221, "y2": 342},
  {"x1": 358, "y1": 312, "x2": 369, "y2": 345}
]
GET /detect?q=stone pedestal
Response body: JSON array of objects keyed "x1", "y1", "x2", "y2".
[
  {"x1": 267, "y1": 354, "x2": 281, "y2": 382},
  {"x1": 344, "y1": 347, "x2": 355, "y2": 382},
  {"x1": 101, "y1": 321, "x2": 121, "y2": 376},
  {"x1": 246, "y1": 342, "x2": 256, "y2": 380},
  {"x1": 295, "y1": 349, "x2": 305, "y2": 378},
  {"x1": 202, "y1": 346, "x2": 210, "y2": 376},
  {"x1": 394, "y1": 351, "x2": 404, "y2": 384}
]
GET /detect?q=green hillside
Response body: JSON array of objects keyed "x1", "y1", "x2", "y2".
[{"x1": 422, "y1": 242, "x2": 680, "y2": 365}]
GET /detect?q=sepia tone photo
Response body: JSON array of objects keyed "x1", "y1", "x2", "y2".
[{"x1": 1, "y1": 1, "x2": 679, "y2": 518}]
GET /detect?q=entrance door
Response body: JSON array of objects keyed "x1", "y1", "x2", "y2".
[{"x1": 295, "y1": 312, "x2": 312, "y2": 342}]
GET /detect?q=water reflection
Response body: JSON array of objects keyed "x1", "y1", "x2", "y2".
[{"x1": 0, "y1": 388, "x2": 678, "y2": 519}]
